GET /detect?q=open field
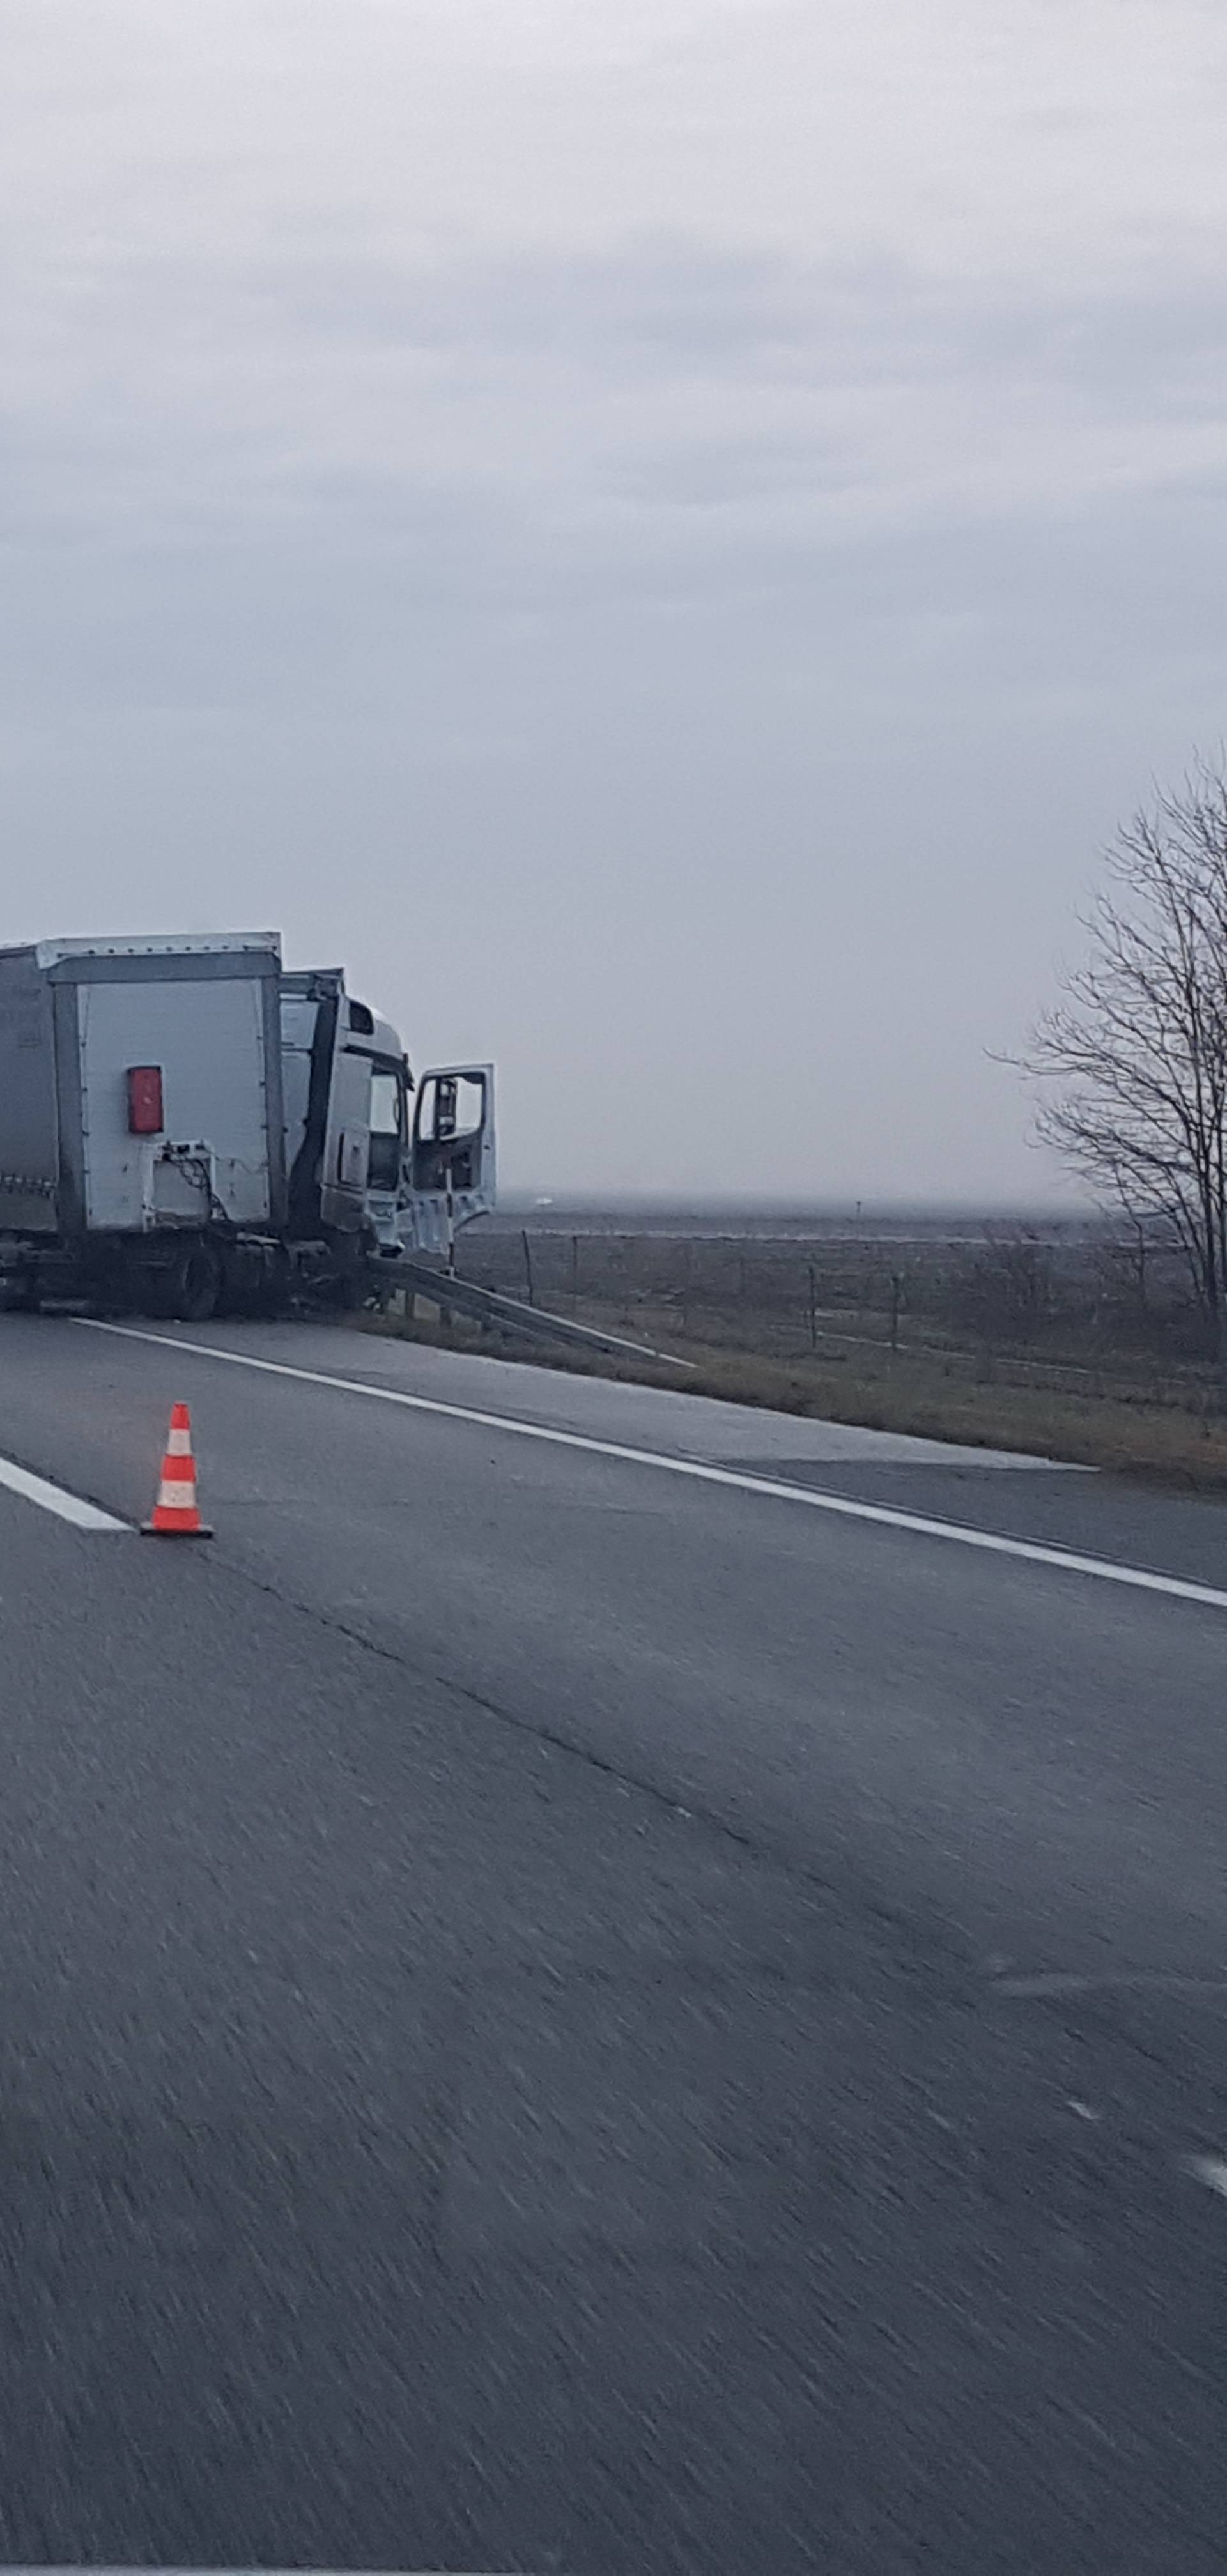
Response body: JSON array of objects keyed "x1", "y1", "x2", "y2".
[{"x1": 370, "y1": 1206, "x2": 1227, "y2": 1489}]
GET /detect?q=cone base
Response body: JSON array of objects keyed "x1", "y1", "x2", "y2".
[{"x1": 141, "y1": 1520, "x2": 214, "y2": 1538}]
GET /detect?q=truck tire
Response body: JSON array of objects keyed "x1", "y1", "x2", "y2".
[
  {"x1": 0, "y1": 1273, "x2": 40, "y2": 1314},
  {"x1": 158, "y1": 1240, "x2": 223, "y2": 1322},
  {"x1": 219, "y1": 1242, "x2": 290, "y2": 1319}
]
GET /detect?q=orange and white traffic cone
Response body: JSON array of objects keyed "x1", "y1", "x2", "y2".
[{"x1": 142, "y1": 1401, "x2": 213, "y2": 1538}]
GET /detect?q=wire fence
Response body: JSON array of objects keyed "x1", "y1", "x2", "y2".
[{"x1": 455, "y1": 1224, "x2": 1227, "y2": 1417}]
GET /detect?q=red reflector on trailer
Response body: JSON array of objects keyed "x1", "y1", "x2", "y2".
[{"x1": 127, "y1": 1064, "x2": 164, "y2": 1134}]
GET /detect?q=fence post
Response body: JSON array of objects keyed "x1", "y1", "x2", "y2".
[
  {"x1": 521, "y1": 1229, "x2": 536, "y2": 1307},
  {"x1": 808, "y1": 1262, "x2": 817, "y2": 1353}
]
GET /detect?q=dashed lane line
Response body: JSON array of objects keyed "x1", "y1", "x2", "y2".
[{"x1": 0, "y1": 1450, "x2": 128, "y2": 1532}]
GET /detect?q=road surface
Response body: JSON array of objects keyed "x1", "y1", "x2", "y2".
[{"x1": 1, "y1": 1312, "x2": 1226, "y2": 2572}]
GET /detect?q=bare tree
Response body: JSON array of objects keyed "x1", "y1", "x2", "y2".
[{"x1": 1021, "y1": 762, "x2": 1227, "y2": 1334}]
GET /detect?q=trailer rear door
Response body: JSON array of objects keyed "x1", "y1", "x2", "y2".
[{"x1": 76, "y1": 971, "x2": 279, "y2": 1232}]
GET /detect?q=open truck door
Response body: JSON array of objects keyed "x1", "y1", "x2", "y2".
[{"x1": 400, "y1": 1063, "x2": 496, "y2": 1254}]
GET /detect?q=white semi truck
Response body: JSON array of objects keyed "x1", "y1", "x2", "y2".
[{"x1": 0, "y1": 933, "x2": 494, "y2": 1319}]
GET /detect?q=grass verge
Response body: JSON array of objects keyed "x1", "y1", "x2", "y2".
[{"x1": 359, "y1": 1305, "x2": 1227, "y2": 1492}]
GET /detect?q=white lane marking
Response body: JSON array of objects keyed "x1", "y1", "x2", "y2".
[
  {"x1": 0, "y1": 1451, "x2": 128, "y2": 1532},
  {"x1": 72, "y1": 1317, "x2": 1227, "y2": 1612},
  {"x1": 1185, "y1": 2155, "x2": 1227, "y2": 2199}
]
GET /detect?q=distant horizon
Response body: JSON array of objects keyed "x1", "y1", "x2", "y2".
[{"x1": 494, "y1": 1186, "x2": 1096, "y2": 1219}]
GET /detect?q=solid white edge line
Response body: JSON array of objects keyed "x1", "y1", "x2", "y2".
[
  {"x1": 0, "y1": 1452, "x2": 128, "y2": 1532},
  {"x1": 72, "y1": 1316, "x2": 1227, "y2": 1613}
]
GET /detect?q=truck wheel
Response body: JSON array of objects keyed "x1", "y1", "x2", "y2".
[
  {"x1": 160, "y1": 1241, "x2": 223, "y2": 1322},
  {"x1": 0, "y1": 1280, "x2": 40, "y2": 1314},
  {"x1": 219, "y1": 1245, "x2": 289, "y2": 1318}
]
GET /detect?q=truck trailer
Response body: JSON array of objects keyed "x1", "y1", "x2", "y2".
[{"x1": 0, "y1": 933, "x2": 494, "y2": 1319}]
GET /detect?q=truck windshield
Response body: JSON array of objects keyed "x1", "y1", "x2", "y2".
[{"x1": 367, "y1": 1067, "x2": 403, "y2": 1191}]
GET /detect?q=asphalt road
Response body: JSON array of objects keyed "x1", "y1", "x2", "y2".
[{"x1": 1, "y1": 1313, "x2": 1227, "y2": 2572}]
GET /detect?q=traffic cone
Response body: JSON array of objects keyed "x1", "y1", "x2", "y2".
[{"x1": 142, "y1": 1401, "x2": 213, "y2": 1538}]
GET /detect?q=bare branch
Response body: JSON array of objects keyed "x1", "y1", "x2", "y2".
[{"x1": 1017, "y1": 762, "x2": 1227, "y2": 1320}]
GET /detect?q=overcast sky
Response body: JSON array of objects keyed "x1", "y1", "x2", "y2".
[{"x1": 3, "y1": 1, "x2": 1226, "y2": 1198}]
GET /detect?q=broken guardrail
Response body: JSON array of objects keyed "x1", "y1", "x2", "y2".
[{"x1": 370, "y1": 1256, "x2": 695, "y2": 1370}]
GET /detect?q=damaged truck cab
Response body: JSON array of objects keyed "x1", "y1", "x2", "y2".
[{"x1": 280, "y1": 969, "x2": 493, "y2": 1259}]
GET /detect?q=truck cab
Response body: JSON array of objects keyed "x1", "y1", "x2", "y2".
[{"x1": 279, "y1": 970, "x2": 495, "y2": 1257}]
